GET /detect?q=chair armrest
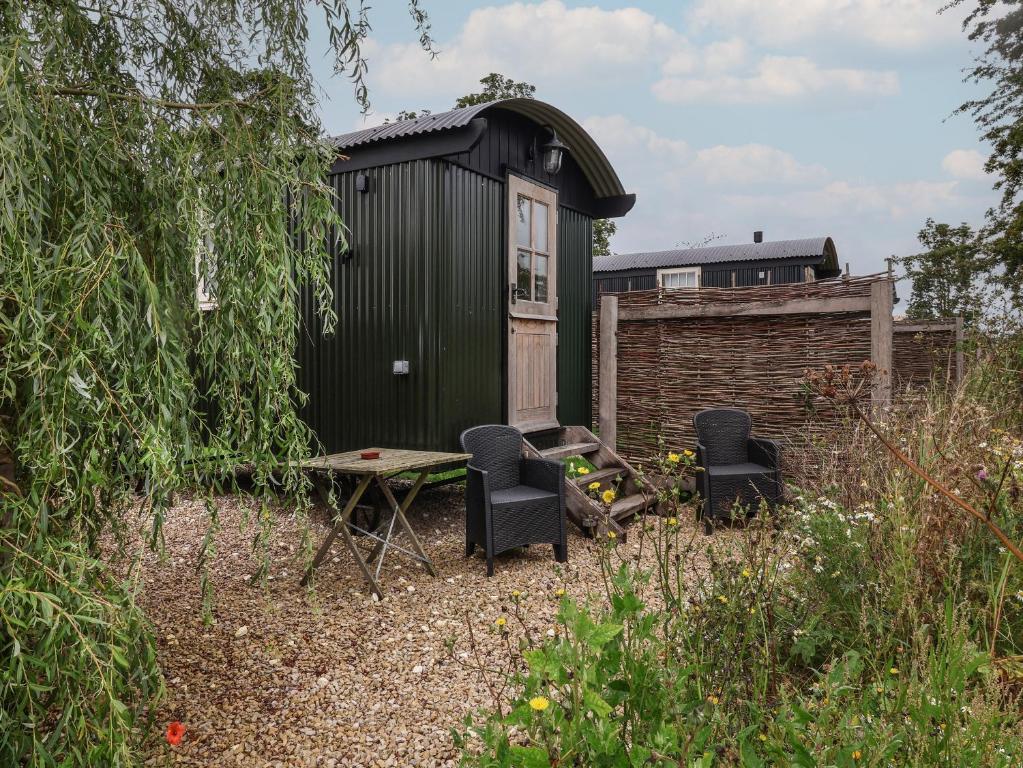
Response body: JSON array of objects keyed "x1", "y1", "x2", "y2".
[
  {"x1": 466, "y1": 464, "x2": 490, "y2": 506},
  {"x1": 748, "y1": 437, "x2": 781, "y2": 469},
  {"x1": 695, "y1": 442, "x2": 708, "y2": 468},
  {"x1": 519, "y1": 457, "x2": 564, "y2": 495}
]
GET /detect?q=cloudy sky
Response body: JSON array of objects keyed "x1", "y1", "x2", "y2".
[{"x1": 307, "y1": 0, "x2": 996, "y2": 276}]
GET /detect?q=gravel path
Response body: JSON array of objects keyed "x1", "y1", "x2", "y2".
[{"x1": 130, "y1": 484, "x2": 723, "y2": 767}]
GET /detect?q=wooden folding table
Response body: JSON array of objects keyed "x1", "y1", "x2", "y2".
[{"x1": 298, "y1": 448, "x2": 471, "y2": 597}]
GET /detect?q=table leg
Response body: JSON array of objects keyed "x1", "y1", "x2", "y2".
[
  {"x1": 300, "y1": 475, "x2": 379, "y2": 597},
  {"x1": 366, "y1": 471, "x2": 429, "y2": 564},
  {"x1": 374, "y1": 473, "x2": 436, "y2": 577}
]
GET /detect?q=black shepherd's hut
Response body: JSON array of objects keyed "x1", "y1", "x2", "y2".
[{"x1": 295, "y1": 99, "x2": 636, "y2": 453}]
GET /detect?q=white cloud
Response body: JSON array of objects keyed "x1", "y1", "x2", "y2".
[
  {"x1": 653, "y1": 55, "x2": 899, "y2": 104},
  {"x1": 688, "y1": 0, "x2": 965, "y2": 49},
  {"x1": 694, "y1": 144, "x2": 828, "y2": 185},
  {"x1": 370, "y1": 1, "x2": 681, "y2": 100},
  {"x1": 725, "y1": 179, "x2": 961, "y2": 220},
  {"x1": 942, "y1": 149, "x2": 988, "y2": 181}
]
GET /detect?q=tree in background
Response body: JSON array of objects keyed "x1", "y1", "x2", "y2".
[
  {"x1": 455, "y1": 72, "x2": 536, "y2": 107},
  {"x1": 0, "y1": 1, "x2": 431, "y2": 763},
  {"x1": 899, "y1": 219, "x2": 988, "y2": 323},
  {"x1": 956, "y1": 0, "x2": 1023, "y2": 303},
  {"x1": 593, "y1": 218, "x2": 617, "y2": 258}
]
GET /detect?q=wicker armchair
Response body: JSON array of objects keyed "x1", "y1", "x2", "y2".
[
  {"x1": 692, "y1": 408, "x2": 782, "y2": 534},
  {"x1": 459, "y1": 425, "x2": 568, "y2": 576}
]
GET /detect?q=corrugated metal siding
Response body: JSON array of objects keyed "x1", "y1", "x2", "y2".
[
  {"x1": 446, "y1": 110, "x2": 601, "y2": 216},
  {"x1": 592, "y1": 273, "x2": 657, "y2": 303},
  {"x1": 436, "y1": 165, "x2": 504, "y2": 445},
  {"x1": 557, "y1": 208, "x2": 594, "y2": 428},
  {"x1": 296, "y1": 159, "x2": 457, "y2": 453}
]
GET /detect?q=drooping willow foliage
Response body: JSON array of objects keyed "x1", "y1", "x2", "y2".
[{"x1": 0, "y1": 2, "x2": 432, "y2": 763}]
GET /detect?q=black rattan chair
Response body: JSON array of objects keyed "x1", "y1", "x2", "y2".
[
  {"x1": 459, "y1": 425, "x2": 568, "y2": 576},
  {"x1": 692, "y1": 408, "x2": 782, "y2": 534}
]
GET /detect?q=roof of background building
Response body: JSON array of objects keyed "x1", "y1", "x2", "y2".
[{"x1": 593, "y1": 237, "x2": 837, "y2": 273}]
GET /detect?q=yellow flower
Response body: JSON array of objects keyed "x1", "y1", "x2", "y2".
[
  {"x1": 875, "y1": 685, "x2": 884, "y2": 694},
  {"x1": 683, "y1": 449, "x2": 695, "y2": 458},
  {"x1": 529, "y1": 696, "x2": 550, "y2": 712},
  {"x1": 741, "y1": 567, "x2": 752, "y2": 578},
  {"x1": 495, "y1": 616, "x2": 507, "y2": 628},
  {"x1": 717, "y1": 595, "x2": 729, "y2": 604},
  {"x1": 889, "y1": 667, "x2": 899, "y2": 675},
  {"x1": 667, "y1": 452, "x2": 680, "y2": 463},
  {"x1": 852, "y1": 750, "x2": 862, "y2": 761},
  {"x1": 577, "y1": 466, "x2": 590, "y2": 476},
  {"x1": 587, "y1": 481, "x2": 601, "y2": 490},
  {"x1": 666, "y1": 516, "x2": 678, "y2": 526},
  {"x1": 511, "y1": 590, "x2": 521, "y2": 598},
  {"x1": 555, "y1": 588, "x2": 566, "y2": 597},
  {"x1": 706, "y1": 694, "x2": 719, "y2": 705},
  {"x1": 607, "y1": 530, "x2": 617, "y2": 540},
  {"x1": 601, "y1": 489, "x2": 616, "y2": 505},
  {"x1": 758, "y1": 733, "x2": 767, "y2": 742}
]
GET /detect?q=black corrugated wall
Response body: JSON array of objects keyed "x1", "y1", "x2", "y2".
[{"x1": 557, "y1": 207, "x2": 593, "y2": 428}]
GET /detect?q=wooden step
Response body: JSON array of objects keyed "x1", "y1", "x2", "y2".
[
  {"x1": 610, "y1": 493, "x2": 656, "y2": 520},
  {"x1": 573, "y1": 466, "x2": 625, "y2": 486},
  {"x1": 540, "y1": 441, "x2": 601, "y2": 460}
]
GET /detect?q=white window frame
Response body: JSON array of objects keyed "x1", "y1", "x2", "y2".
[
  {"x1": 656, "y1": 266, "x2": 701, "y2": 289},
  {"x1": 194, "y1": 207, "x2": 218, "y2": 311}
]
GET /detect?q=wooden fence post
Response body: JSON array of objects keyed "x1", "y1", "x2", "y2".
[
  {"x1": 870, "y1": 280, "x2": 893, "y2": 408},
  {"x1": 599, "y1": 295, "x2": 618, "y2": 450},
  {"x1": 954, "y1": 316, "x2": 964, "y2": 386}
]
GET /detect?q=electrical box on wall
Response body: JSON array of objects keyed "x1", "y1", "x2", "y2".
[
  {"x1": 356, "y1": 173, "x2": 369, "y2": 193},
  {"x1": 392, "y1": 360, "x2": 409, "y2": 375}
]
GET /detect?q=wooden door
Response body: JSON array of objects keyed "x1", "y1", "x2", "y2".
[{"x1": 507, "y1": 174, "x2": 559, "y2": 432}]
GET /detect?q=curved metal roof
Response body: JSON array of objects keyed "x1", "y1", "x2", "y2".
[
  {"x1": 593, "y1": 237, "x2": 838, "y2": 273},
  {"x1": 331, "y1": 98, "x2": 629, "y2": 199}
]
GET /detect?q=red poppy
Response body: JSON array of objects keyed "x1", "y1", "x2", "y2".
[{"x1": 166, "y1": 721, "x2": 186, "y2": 746}]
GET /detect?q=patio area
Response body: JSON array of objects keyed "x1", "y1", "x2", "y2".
[{"x1": 129, "y1": 483, "x2": 726, "y2": 767}]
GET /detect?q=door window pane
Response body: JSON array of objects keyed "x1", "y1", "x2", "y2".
[
  {"x1": 534, "y1": 202, "x2": 548, "y2": 253},
  {"x1": 516, "y1": 195, "x2": 531, "y2": 247},
  {"x1": 534, "y1": 254, "x2": 548, "y2": 302},
  {"x1": 517, "y1": 249, "x2": 532, "y2": 300}
]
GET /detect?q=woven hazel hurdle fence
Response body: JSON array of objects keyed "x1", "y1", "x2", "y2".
[
  {"x1": 595, "y1": 275, "x2": 898, "y2": 465},
  {"x1": 893, "y1": 318, "x2": 963, "y2": 390}
]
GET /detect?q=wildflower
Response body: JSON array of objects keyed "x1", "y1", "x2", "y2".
[
  {"x1": 666, "y1": 517, "x2": 678, "y2": 526},
  {"x1": 667, "y1": 452, "x2": 680, "y2": 463},
  {"x1": 601, "y1": 489, "x2": 616, "y2": 505},
  {"x1": 717, "y1": 595, "x2": 729, "y2": 604},
  {"x1": 577, "y1": 466, "x2": 590, "y2": 476},
  {"x1": 758, "y1": 733, "x2": 767, "y2": 742},
  {"x1": 875, "y1": 685, "x2": 884, "y2": 694},
  {"x1": 555, "y1": 588, "x2": 566, "y2": 597},
  {"x1": 1015, "y1": 590, "x2": 1023, "y2": 604},
  {"x1": 889, "y1": 667, "x2": 899, "y2": 675},
  {"x1": 852, "y1": 750, "x2": 862, "y2": 761},
  {"x1": 741, "y1": 567, "x2": 752, "y2": 578},
  {"x1": 495, "y1": 616, "x2": 507, "y2": 628},
  {"x1": 511, "y1": 590, "x2": 521, "y2": 598},
  {"x1": 166, "y1": 722, "x2": 186, "y2": 746},
  {"x1": 607, "y1": 530, "x2": 617, "y2": 540},
  {"x1": 529, "y1": 696, "x2": 550, "y2": 712},
  {"x1": 683, "y1": 449, "x2": 694, "y2": 458},
  {"x1": 706, "y1": 694, "x2": 719, "y2": 705},
  {"x1": 588, "y1": 481, "x2": 601, "y2": 490},
  {"x1": 977, "y1": 468, "x2": 989, "y2": 481}
]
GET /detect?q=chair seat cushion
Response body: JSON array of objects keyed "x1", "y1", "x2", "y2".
[
  {"x1": 705, "y1": 462, "x2": 775, "y2": 477},
  {"x1": 490, "y1": 484, "x2": 559, "y2": 507}
]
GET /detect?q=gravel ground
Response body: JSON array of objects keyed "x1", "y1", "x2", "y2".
[{"x1": 128, "y1": 483, "x2": 729, "y2": 767}]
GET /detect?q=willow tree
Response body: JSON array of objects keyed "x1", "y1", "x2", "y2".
[{"x1": 0, "y1": 2, "x2": 432, "y2": 763}]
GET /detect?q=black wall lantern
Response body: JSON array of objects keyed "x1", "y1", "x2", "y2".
[
  {"x1": 541, "y1": 126, "x2": 566, "y2": 175},
  {"x1": 529, "y1": 125, "x2": 567, "y2": 176}
]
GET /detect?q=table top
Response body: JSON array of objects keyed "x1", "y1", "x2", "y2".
[{"x1": 299, "y1": 448, "x2": 472, "y2": 476}]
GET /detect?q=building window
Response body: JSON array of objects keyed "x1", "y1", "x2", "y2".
[
  {"x1": 194, "y1": 209, "x2": 218, "y2": 311},
  {"x1": 657, "y1": 267, "x2": 700, "y2": 289}
]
